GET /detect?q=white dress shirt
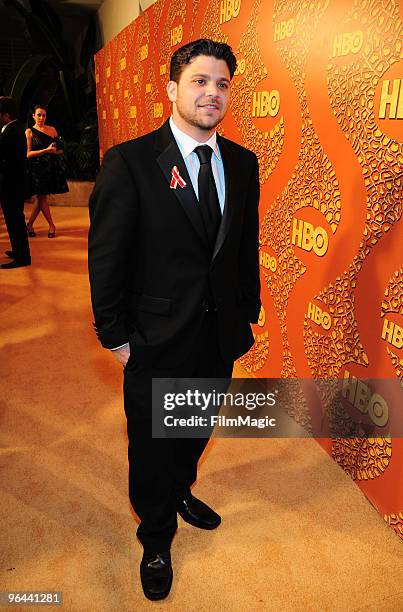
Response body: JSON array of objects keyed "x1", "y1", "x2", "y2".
[
  {"x1": 169, "y1": 115, "x2": 225, "y2": 213},
  {"x1": 112, "y1": 117, "x2": 225, "y2": 352}
]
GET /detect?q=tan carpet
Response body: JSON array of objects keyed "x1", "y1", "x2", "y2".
[{"x1": 1, "y1": 205, "x2": 403, "y2": 611}]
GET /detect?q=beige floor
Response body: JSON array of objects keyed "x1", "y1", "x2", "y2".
[{"x1": 1, "y1": 205, "x2": 403, "y2": 612}]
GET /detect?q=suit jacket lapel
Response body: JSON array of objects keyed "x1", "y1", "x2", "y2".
[
  {"x1": 213, "y1": 135, "x2": 236, "y2": 261},
  {"x1": 155, "y1": 120, "x2": 209, "y2": 249}
]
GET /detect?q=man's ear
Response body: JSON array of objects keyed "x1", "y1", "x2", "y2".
[{"x1": 166, "y1": 80, "x2": 177, "y2": 103}]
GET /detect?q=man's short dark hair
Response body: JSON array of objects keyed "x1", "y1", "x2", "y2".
[
  {"x1": 169, "y1": 39, "x2": 237, "y2": 82},
  {"x1": 0, "y1": 96, "x2": 18, "y2": 119}
]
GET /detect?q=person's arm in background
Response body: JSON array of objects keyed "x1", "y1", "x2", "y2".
[{"x1": 88, "y1": 146, "x2": 138, "y2": 367}]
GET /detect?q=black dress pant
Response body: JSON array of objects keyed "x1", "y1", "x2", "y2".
[
  {"x1": 1, "y1": 196, "x2": 31, "y2": 262},
  {"x1": 123, "y1": 311, "x2": 233, "y2": 552}
]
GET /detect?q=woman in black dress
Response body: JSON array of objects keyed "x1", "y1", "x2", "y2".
[{"x1": 25, "y1": 105, "x2": 68, "y2": 238}]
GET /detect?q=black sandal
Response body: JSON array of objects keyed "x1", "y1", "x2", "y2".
[{"x1": 26, "y1": 223, "x2": 36, "y2": 237}]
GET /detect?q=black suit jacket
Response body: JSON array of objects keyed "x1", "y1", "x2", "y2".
[
  {"x1": 0, "y1": 120, "x2": 27, "y2": 201},
  {"x1": 88, "y1": 119, "x2": 260, "y2": 367}
]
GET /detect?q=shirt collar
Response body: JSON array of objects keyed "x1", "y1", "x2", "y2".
[
  {"x1": 1, "y1": 119, "x2": 17, "y2": 133},
  {"x1": 169, "y1": 116, "x2": 221, "y2": 161}
]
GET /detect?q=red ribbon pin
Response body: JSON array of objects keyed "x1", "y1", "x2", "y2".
[{"x1": 170, "y1": 165, "x2": 187, "y2": 189}]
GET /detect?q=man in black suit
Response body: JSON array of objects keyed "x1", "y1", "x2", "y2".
[
  {"x1": 0, "y1": 97, "x2": 31, "y2": 269},
  {"x1": 88, "y1": 39, "x2": 260, "y2": 600}
]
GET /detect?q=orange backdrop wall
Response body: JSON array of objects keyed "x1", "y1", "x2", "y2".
[{"x1": 94, "y1": 0, "x2": 403, "y2": 539}]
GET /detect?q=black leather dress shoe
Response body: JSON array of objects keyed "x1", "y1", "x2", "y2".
[
  {"x1": 176, "y1": 495, "x2": 221, "y2": 530},
  {"x1": 5, "y1": 250, "x2": 15, "y2": 258},
  {"x1": 140, "y1": 550, "x2": 173, "y2": 601},
  {"x1": 1, "y1": 259, "x2": 31, "y2": 269}
]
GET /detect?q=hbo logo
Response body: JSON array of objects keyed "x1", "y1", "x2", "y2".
[
  {"x1": 153, "y1": 102, "x2": 163, "y2": 118},
  {"x1": 332, "y1": 30, "x2": 363, "y2": 57},
  {"x1": 140, "y1": 44, "x2": 148, "y2": 61},
  {"x1": 252, "y1": 90, "x2": 280, "y2": 118},
  {"x1": 381, "y1": 318, "x2": 402, "y2": 349},
  {"x1": 259, "y1": 250, "x2": 277, "y2": 272},
  {"x1": 234, "y1": 58, "x2": 246, "y2": 76},
  {"x1": 220, "y1": 0, "x2": 241, "y2": 24},
  {"x1": 273, "y1": 18, "x2": 294, "y2": 42},
  {"x1": 307, "y1": 302, "x2": 332, "y2": 330},
  {"x1": 292, "y1": 219, "x2": 328, "y2": 257},
  {"x1": 171, "y1": 24, "x2": 183, "y2": 47},
  {"x1": 342, "y1": 370, "x2": 389, "y2": 428}
]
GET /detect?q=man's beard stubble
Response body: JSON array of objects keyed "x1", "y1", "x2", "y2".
[{"x1": 175, "y1": 99, "x2": 224, "y2": 132}]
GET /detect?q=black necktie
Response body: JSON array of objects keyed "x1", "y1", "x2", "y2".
[{"x1": 194, "y1": 145, "x2": 222, "y2": 248}]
